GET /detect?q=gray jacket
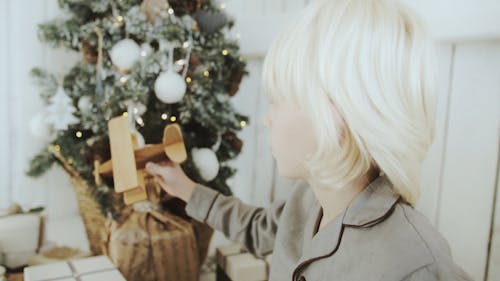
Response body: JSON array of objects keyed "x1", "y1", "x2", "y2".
[{"x1": 185, "y1": 174, "x2": 474, "y2": 281}]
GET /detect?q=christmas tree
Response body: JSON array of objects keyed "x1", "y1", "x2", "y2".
[{"x1": 27, "y1": 0, "x2": 249, "y2": 219}]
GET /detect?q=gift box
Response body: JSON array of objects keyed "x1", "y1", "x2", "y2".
[
  {"x1": 0, "y1": 213, "x2": 43, "y2": 268},
  {"x1": 103, "y1": 206, "x2": 200, "y2": 281},
  {"x1": 27, "y1": 246, "x2": 92, "y2": 266},
  {"x1": 23, "y1": 255, "x2": 126, "y2": 281},
  {"x1": 216, "y1": 243, "x2": 272, "y2": 281}
]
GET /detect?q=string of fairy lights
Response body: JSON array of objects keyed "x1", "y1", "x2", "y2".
[
  {"x1": 25, "y1": 0, "x2": 252, "y2": 218},
  {"x1": 59, "y1": 1, "x2": 247, "y2": 150}
]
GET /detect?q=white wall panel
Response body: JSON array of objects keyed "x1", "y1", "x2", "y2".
[
  {"x1": 263, "y1": 0, "x2": 284, "y2": 15},
  {"x1": 246, "y1": 63, "x2": 275, "y2": 206},
  {"x1": 0, "y1": 0, "x2": 12, "y2": 209},
  {"x1": 42, "y1": 0, "x2": 82, "y2": 220},
  {"x1": 9, "y1": 0, "x2": 48, "y2": 209},
  {"x1": 284, "y1": 0, "x2": 307, "y2": 14},
  {"x1": 417, "y1": 44, "x2": 454, "y2": 224},
  {"x1": 437, "y1": 41, "x2": 500, "y2": 280},
  {"x1": 404, "y1": 0, "x2": 500, "y2": 41},
  {"x1": 487, "y1": 160, "x2": 500, "y2": 281},
  {"x1": 2, "y1": 1, "x2": 500, "y2": 279},
  {"x1": 227, "y1": 60, "x2": 261, "y2": 202},
  {"x1": 250, "y1": 99, "x2": 275, "y2": 206}
]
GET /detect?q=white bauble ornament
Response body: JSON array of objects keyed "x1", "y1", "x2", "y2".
[
  {"x1": 192, "y1": 148, "x2": 220, "y2": 181},
  {"x1": 30, "y1": 111, "x2": 54, "y2": 141},
  {"x1": 109, "y1": 39, "x2": 141, "y2": 71},
  {"x1": 140, "y1": 43, "x2": 153, "y2": 58},
  {"x1": 77, "y1": 96, "x2": 92, "y2": 113},
  {"x1": 154, "y1": 70, "x2": 187, "y2": 104},
  {"x1": 132, "y1": 103, "x2": 147, "y2": 116}
]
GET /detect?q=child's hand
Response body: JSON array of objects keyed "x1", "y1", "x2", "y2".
[{"x1": 145, "y1": 161, "x2": 196, "y2": 203}]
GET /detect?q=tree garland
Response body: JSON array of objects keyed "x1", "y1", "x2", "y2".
[{"x1": 28, "y1": 0, "x2": 249, "y2": 219}]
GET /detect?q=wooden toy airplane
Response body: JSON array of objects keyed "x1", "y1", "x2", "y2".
[{"x1": 93, "y1": 115, "x2": 187, "y2": 205}]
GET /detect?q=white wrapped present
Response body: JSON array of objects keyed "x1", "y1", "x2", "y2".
[
  {"x1": 24, "y1": 255, "x2": 126, "y2": 281},
  {"x1": 0, "y1": 213, "x2": 43, "y2": 268},
  {"x1": 216, "y1": 243, "x2": 272, "y2": 281}
]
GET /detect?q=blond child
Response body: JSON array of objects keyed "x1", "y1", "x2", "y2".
[{"x1": 146, "y1": 0, "x2": 473, "y2": 280}]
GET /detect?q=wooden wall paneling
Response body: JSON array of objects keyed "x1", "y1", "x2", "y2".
[
  {"x1": 283, "y1": 0, "x2": 306, "y2": 14},
  {"x1": 227, "y1": 59, "x2": 261, "y2": 202},
  {"x1": 263, "y1": 0, "x2": 285, "y2": 15},
  {"x1": 417, "y1": 43, "x2": 455, "y2": 224},
  {"x1": 241, "y1": 0, "x2": 264, "y2": 15},
  {"x1": 42, "y1": 0, "x2": 82, "y2": 219},
  {"x1": 486, "y1": 154, "x2": 500, "y2": 281},
  {"x1": 0, "y1": 0, "x2": 12, "y2": 209},
  {"x1": 225, "y1": 1, "x2": 301, "y2": 56},
  {"x1": 403, "y1": 0, "x2": 500, "y2": 41},
  {"x1": 3, "y1": 1, "x2": 499, "y2": 273},
  {"x1": 248, "y1": 62, "x2": 275, "y2": 206},
  {"x1": 234, "y1": 14, "x2": 291, "y2": 57},
  {"x1": 9, "y1": 0, "x2": 49, "y2": 209},
  {"x1": 224, "y1": 0, "x2": 244, "y2": 15},
  {"x1": 203, "y1": 59, "x2": 269, "y2": 258},
  {"x1": 436, "y1": 41, "x2": 500, "y2": 281}
]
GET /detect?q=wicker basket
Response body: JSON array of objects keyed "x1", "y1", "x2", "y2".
[
  {"x1": 68, "y1": 176, "x2": 109, "y2": 255},
  {"x1": 48, "y1": 146, "x2": 214, "y2": 264}
]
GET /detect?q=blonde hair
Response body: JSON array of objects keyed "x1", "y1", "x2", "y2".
[{"x1": 262, "y1": 0, "x2": 438, "y2": 205}]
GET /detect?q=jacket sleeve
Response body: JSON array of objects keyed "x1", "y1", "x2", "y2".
[
  {"x1": 401, "y1": 262, "x2": 474, "y2": 281},
  {"x1": 184, "y1": 183, "x2": 286, "y2": 258}
]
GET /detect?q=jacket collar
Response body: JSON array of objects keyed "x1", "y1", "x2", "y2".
[
  {"x1": 293, "y1": 174, "x2": 401, "y2": 279},
  {"x1": 342, "y1": 173, "x2": 401, "y2": 227}
]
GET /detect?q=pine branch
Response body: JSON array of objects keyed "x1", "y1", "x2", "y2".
[
  {"x1": 26, "y1": 149, "x2": 56, "y2": 177},
  {"x1": 37, "y1": 18, "x2": 83, "y2": 50},
  {"x1": 30, "y1": 68, "x2": 58, "y2": 103},
  {"x1": 29, "y1": 0, "x2": 250, "y2": 217}
]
